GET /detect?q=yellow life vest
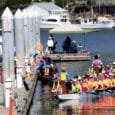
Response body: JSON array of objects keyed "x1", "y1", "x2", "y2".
[
  {"x1": 112, "y1": 69, "x2": 115, "y2": 74},
  {"x1": 60, "y1": 72, "x2": 67, "y2": 81},
  {"x1": 44, "y1": 67, "x2": 50, "y2": 75}
]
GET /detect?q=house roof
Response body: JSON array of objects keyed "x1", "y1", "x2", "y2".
[{"x1": 32, "y1": 2, "x2": 63, "y2": 12}]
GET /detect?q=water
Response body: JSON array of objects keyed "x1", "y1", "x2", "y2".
[{"x1": 29, "y1": 29, "x2": 115, "y2": 115}]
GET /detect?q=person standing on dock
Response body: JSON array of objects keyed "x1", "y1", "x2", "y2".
[
  {"x1": 47, "y1": 35, "x2": 54, "y2": 54},
  {"x1": 49, "y1": 34, "x2": 57, "y2": 53},
  {"x1": 62, "y1": 35, "x2": 71, "y2": 53}
]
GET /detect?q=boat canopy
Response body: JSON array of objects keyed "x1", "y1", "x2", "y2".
[{"x1": 49, "y1": 24, "x2": 97, "y2": 34}]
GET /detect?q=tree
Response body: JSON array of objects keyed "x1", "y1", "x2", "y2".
[{"x1": 5, "y1": 0, "x2": 31, "y2": 6}]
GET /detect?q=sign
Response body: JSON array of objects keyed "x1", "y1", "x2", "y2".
[{"x1": 3, "y1": 18, "x2": 12, "y2": 31}]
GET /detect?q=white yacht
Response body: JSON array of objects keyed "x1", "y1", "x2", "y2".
[
  {"x1": 33, "y1": 2, "x2": 71, "y2": 29},
  {"x1": 40, "y1": 15, "x2": 71, "y2": 29}
]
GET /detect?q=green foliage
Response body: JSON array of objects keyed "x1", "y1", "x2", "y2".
[
  {"x1": 55, "y1": 0, "x2": 67, "y2": 8},
  {"x1": 87, "y1": 0, "x2": 96, "y2": 7},
  {"x1": 5, "y1": 0, "x2": 31, "y2": 6},
  {"x1": 74, "y1": 4, "x2": 90, "y2": 13}
]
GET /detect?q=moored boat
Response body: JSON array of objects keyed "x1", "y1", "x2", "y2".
[
  {"x1": 75, "y1": 16, "x2": 114, "y2": 30},
  {"x1": 40, "y1": 15, "x2": 71, "y2": 29}
]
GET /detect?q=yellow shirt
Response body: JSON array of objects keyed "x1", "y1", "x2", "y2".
[
  {"x1": 111, "y1": 78, "x2": 115, "y2": 87},
  {"x1": 92, "y1": 81, "x2": 98, "y2": 88},
  {"x1": 97, "y1": 80, "x2": 103, "y2": 89},
  {"x1": 103, "y1": 79, "x2": 110, "y2": 87},
  {"x1": 88, "y1": 81, "x2": 93, "y2": 89}
]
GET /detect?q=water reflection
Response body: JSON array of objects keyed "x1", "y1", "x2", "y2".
[
  {"x1": 56, "y1": 61, "x2": 90, "y2": 77},
  {"x1": 29, "y1": 80, "x2": 115, "y2": 115},
  {"x1": 57, "y1": 96, "x2": 115, "y2": 115}
]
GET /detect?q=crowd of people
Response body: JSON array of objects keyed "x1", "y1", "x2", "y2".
[
  {"x1": 36, "y1": 51, "x2": 115, "y2": 96},
  {"x1": 36, "y1": 53, "x2": 59, "y2": 80},
  {"x1": 51, "y1": 55, "x2": 115, "y2": 95}
]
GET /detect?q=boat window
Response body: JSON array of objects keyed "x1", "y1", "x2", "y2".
[
  {"x1": 61, "y1": 19, "x2": 67, "y2": 22},
  {"x1": 75, "y1": 20, "x2": 81, "y2": 24},
  {"x1": 84, "y1": 20, "x2": 87, "y2": 23},
  {"x1": 89, "y1": 19, "x2": 92, "y2": 22},
  {"x1": 0, "y1": 30, "x2": 1, "y2": 36},
  {"x1": 46, "y1": 19, "x2": 57, "y2": 22}
]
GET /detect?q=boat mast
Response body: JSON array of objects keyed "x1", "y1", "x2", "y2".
[
  {"x1": 51, "y1": 0, "x2": 55, "y2": 4},
  {"x1": 90, "y1": 0, "x2": 93, "y2": 18},
  {"x1": 98, "y1": 0, "x2": 101, "y2": 16}
]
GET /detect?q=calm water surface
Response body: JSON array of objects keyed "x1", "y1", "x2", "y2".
[{"x1": 29, "y1": 29, "x2": 115, "y2": 115}]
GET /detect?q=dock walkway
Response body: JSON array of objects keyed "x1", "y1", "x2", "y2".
[
  {"x1": 45, "y1": 52, "x2": 91, "y2": 61},
  {"x1": 0, "y1": 68, "x2": 38, "y2": 115}
]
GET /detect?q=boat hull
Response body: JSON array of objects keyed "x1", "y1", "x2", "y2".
[
  {"x1": 57, "y1": 91, "x2": 112, "y2": 101},
  {"x1": 57, "y1": 93, "x2": 81, "y2": 101}
]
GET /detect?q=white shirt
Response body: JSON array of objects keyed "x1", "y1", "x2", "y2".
[{"x1": 47, "y1": 39, "x2": 54, "y2": 47}]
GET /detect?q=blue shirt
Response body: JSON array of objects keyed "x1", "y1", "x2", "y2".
[{"x1": 65, "y1": 72, "x2": 71, "y2": 82}]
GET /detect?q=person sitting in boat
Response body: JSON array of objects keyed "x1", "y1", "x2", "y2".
[
  {"x1": 110, "y1": 75, "x2": 115, "y2": 89},
  {"x1": 81, "y1": 75, "x2": 89, "y2": 92},
  {"x1": 42, "y1": 53, "x2": 52, "y2": 65},
  {"x1": 71, "y1": 76, "x2": 81, "y2": 93},
  {"x1": 41, "y1": 53, "x2": 53, "y2": 77},
  {"x1": 62, "y1": 35, "x2": 71, "y2": 53},
  {"x1": 91, "y1": 55, "x2": 103, "y2": 75},
  {"x1": 103, "y1": 74, "x2": 112, "y2": 90},
  {"x1": 36, "y1": 58, "x2": 45, "y2": 76},
  {"x1": 104, "y1": 64, "x2": 111, "y2": 75},
  {"x1": 95, "y1": 75, "x2": 104, "y2": 92},
  {"x1": 110, "y1": 62, "x2": 115, "y2": 75},
  {"x1": 50, "y1": 62, "x2": 59, "y2": 80},
  {"x1": 59, "y1": 66, "x2": 72, "y2": 94},
  {"x1": 87, "y1": 75, "x2": 94, "y2": 91}
]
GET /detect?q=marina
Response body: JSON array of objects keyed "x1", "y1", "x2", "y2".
[
  {"x1": 28, "y1": 28, "x2": 115, "y2": 115},
  {"x1": 0, "y1": 1, "x2": 115, "y2": 115}
]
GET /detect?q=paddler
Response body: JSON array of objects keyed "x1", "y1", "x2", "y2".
[
  {"x1": 102, "y1": 74, "x2": 111, "y2": 89},
  {"x1": 81, "y1": 75, "x2": 89, "y2": 92},
  {"x1": 96, "y1": 74, "x2": 104, "y2": 91},
  {"x1": 87, "y1": 74, "x2": 94, "y2": 91},
  {"x1": 110, "y1": 62, "x2": 115, "y2": 75},
  {"x1": 90, "y1": 75, "x2": 98, "y2": 91},
  {"x1": 71, "y1": 76, "x2": 81, "y2": 93}
]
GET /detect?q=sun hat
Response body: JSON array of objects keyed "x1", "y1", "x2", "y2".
[{"x1": 78, "y1": 76, "x2": 82, "y2": 80}]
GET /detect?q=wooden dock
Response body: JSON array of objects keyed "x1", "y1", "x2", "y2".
[{"x1": 48, "y1": 52, "x2": 91, "y2": 61}]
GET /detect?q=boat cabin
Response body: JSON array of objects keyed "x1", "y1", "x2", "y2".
[
  {"x1": 76, "y1": 17, "x2": 98, "y2": 25},
  {"x1": 41, "y1": 15, "x2": 70, "y2": 25}
]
